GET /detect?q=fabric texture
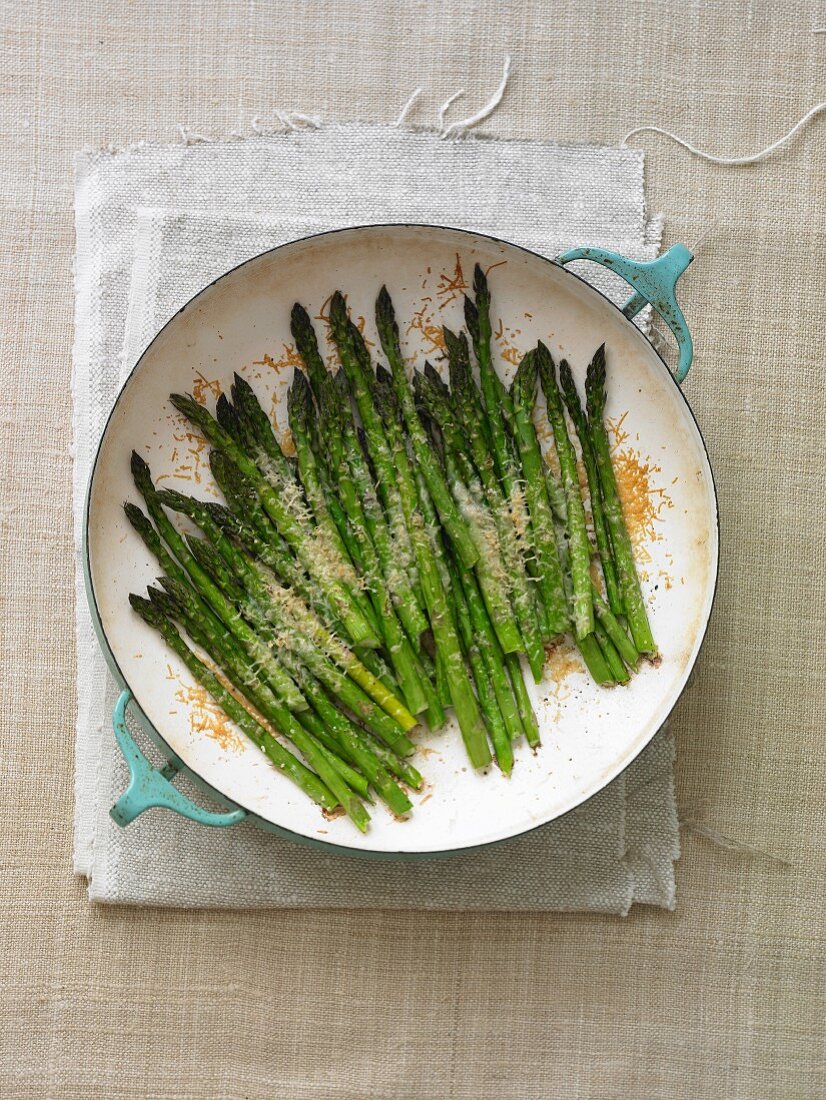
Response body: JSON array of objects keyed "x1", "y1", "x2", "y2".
[
  {"x1": 1, "y1": 1, "x2": 824, "y2": 1096},
  {"x1": 72, "y1": 133, "x2": 675, "y2": 910}
]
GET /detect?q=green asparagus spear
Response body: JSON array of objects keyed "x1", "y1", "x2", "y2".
[
  {"x1": 124, "y1": 500, "x2": 191, "y2": 590},
  {"x1": 410, "y1": 463, "x2": 493, "y2": 770},
  {"x1": 290, "y1": 303, "x2": 331, "y2": 394},
  {"x1": 127, "y1": 595, "x2": 367, "y2": 820},
  {"x1": 314, "y1": 301, "x2": 429, "y2": 643},
  {"x1": 374, "y1": 286, "x2": 479, "y2": 570},
  {"x1": 592, "y1": 587, "x2": 639, "y2": 669},
  {"x1": 288, "y1": 312, "x2": 405, "y2": 637},
  {"x1": 167, "y1": 393, "x2": 380, "y2": 650},
  {"x1": 549, "y1": 507, "x2": 615, "y2": 687},
  {"x1": 558, "y1": 360, "x2": 622, "y2": 616},
  {"x1": 231, "y1": 373, "x2": 293, "y2": 477},
  {"x1": 184, "y1": 534, "x2": 242, "y2": 598},
  {"x1": 406, "y1": 365, "x2": 523, "y2": 655},
  {"x1": 152, "y1": 580, "x2": 372, "y2": 797},
  {"x1": 130, "y1": 452, "x2": 307, "y2": 711},
  {"x1": 370, "y1": 374, "x2": 492, "y2": 768},
  {"x1": 310, "y1": 372, "x2": 434, "y2": 716},
  {"x1": 585, "y1": 345, "x2": 656, "y2": 655},
  {"x1": 415, "y1": 362, "x2": 543, "y2": 677},
  {"x1": 461, "y1": 287, "x2": 546, "y2": 654},
  {"x1": 578, "y1": 633, "x2": 615, "y2": 686},
  {"x1": 330, "y1": 371, "x2": 430, "y2": 648},
  {"x1": 463, "y1": 264, "x2": 515, "y2": 457},
  {"x1": 443, "y1": 326, "x2": 495, "y2": 454},
  {"x1": 298, "y1": 679, "x2": 414, "y2": 816},
  {"x1": 447, "y1": 555, "x2": 513, "y2": 774},
  {"x1": 449, "y1": 557, "x2": 526, "y2": 746},
  {"x1": 286, "y1": 370, "x2": 382, "y2": 636},
  {"x1": 504, "y1": 652, "x2": 540, "y2": 747},
  {"x1": 593, "y1": 620, "x2": 629, "y2": 684},
  {"x1": 286, "y1": 369, "x2": 357, "y2": 570},
  {"x1": 536, "y1": 343, "x2": 594, "y2": 640},
  {"x1": 509, "y1": 351, "x2": 569, "y2": 637},
  {"x1": 156, "y1": 488, "x2": 418, "y2": 740}
]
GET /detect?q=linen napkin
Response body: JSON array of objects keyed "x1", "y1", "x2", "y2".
[{"x1": 73, "y1": 124, "x2": 679, "y2": 910}]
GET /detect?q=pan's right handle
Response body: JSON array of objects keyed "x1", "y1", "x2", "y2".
[
  {"x1": 109, "y1": 690, "x2": 247, "y2": 828},
  {"x1": 556, "y1": 243, "x2": 694, "y2": 383}
]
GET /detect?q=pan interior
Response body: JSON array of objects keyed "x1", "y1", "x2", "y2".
[{"x1": 87, "y1": 225, "x2": 717, "y2": 854}]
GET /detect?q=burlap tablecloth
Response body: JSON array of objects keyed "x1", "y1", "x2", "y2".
[{"x1": 1, "y1": 2, "x2": 823, "y2": 1096}]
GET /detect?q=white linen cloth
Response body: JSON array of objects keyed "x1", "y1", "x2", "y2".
[{"x1": 73, "y1": 124, "x2": 677, "y2": 909}]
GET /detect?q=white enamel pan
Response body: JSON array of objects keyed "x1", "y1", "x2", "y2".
[{"x1": 84, "y1": 224, "x2": 718, "y2": 858}]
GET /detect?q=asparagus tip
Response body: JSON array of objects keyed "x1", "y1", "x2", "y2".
[
  {"x1": 512, "y1": 348, "x2": 537, "y2": 399},
  {"x1": 231, "y1": 371, "x2": 254, "y2": 401},
  {"x1": 287, "y1": 365, "x2": 313, "y2": 423},
  {"x1": 463, "y1": 293, "x2": 479, "y2": 337},
  {"x1": 376, "y1": 284, "x2": 392, "y2": 314},
  {"x1": 585, "y1": 344, "x2": 607, "y2": 416},
  {"x1": 169, "y1": 393, "x2": 210, "y2": 433},
  {"x1": 123, "y1": 499, "x2": 150, "y2": 532},
  {"x1": 423, "y1": 360, "x2": 441, "y2": 386},
  {"x1": 290, "y1": 303, "x2": 324, "y2": 369},
  {"x1": 204, "y1": 500, "x2": 229, "y2": 523},
  {"x1": 329, "y1": 290, "x2": 347, "y2": 324},
  {"x1": 290, "y1": 301, "x2": 311, "y2": 328},
  {"x1": 129, "y1": 591, "x2": 163, "y2": 626},
  {"x1": 535, "y1": 341, "x2": 560, "y2": 402},
  {"x1": 472, "y1": 262, "x2": 489, "y2": 302},
  {"x1": 441, "y1": 325, "x2": 458, "y2": 353},
  {"x1": 130, "y1": 449, "x2": 153, "y2": 491},
  {"x1": 146, "y1": 583, "x2": 177, "y2": 614},
  {"x1": 558, "y1": 359, "x2": 583, "y2": 419},
  {"x1": 158, "y1": 574, "x2": 189, "y2": 605},
  {"x1": 215, "y1": 391, "x2": 232, "y2": 415}
]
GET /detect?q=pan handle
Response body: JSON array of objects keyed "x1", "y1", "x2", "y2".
[
  {"x1": 556, "y1": 243, "x2": 694, "y2": 383},
  {"x1": 109, "y1": 689, "x2": 247, "y2": 828}
]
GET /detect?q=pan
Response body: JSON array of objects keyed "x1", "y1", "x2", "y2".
[{"x1": 84, "y1": 224, "x2": 718, "y2": 857}]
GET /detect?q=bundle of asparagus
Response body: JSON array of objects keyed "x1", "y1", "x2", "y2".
[{"x1": 126, "y1": 266, "x2": 655, "y2": 831}]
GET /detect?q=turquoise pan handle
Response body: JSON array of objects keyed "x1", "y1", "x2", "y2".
[
  {"x1": 110, "y1": 689, "x2": 247, "y2": 828},
  {"x1": 556, "y1": 243, "x2": 694, "y2": 383}
]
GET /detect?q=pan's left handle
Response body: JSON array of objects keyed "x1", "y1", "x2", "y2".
[
  {"x1": 556, "y1": 243, "x2": 694, "y2": 383},
  {"x1": 109, "y1": 690, "x2": 247, "y2": 828}
]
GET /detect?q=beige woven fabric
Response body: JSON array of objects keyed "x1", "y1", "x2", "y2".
[{"x1": 1, "y1": 1, "x2": 824, "y2": 1096}]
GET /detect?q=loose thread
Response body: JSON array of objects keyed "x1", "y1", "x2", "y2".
[
  {"x1": 679, "y1": 804, "x2": 792, "y2": 866},
  {"x1": 177, "y1": 125, "x2": 210, "y2": 145},
  {"x1": 394, "y1": 87, "x2": 423, "y2": 127},
  {"x1": 275, "y1": 110, "x2": 321, "y2": 131},
  {"x1": 648, "y1": 324, "x2": 671, "y2": 357},
  {"x1": 287, "y1": 112, "x2": 321, "y2": 129},
  {"x1": 438, "y1": 89, "x2": 466, "y2": 129},
  {"x1": 689, "y1": 219, "x2": 719, "y2": 254},
  {"x1": 441, "y1": 54, "x2": 512, "y2": 139},
  {"x1": 251, "y1": 112, "x2": 321, "y2": 135},
  {"x1": 624, "y1": 102, "x2": 826, "y2": 165}
]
